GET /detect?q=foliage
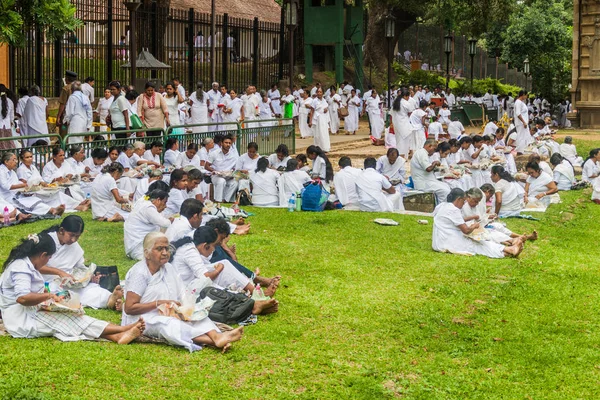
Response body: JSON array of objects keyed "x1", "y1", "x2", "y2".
[
  {"x1": 2, "y1": 182, "x2": 600, "y2": 399},
  {"x1": 0, "y1": 0, "x2": 81, "y2": 46},
  {"x1": 500, "y1": 0, "x2": 572, "y2": 101}
]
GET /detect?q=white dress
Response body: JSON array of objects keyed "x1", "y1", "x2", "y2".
[
  {"x1": 0, "y1": 257, "x2": 108, "y2": 340},
  {"x1": 345, "y1": 95, "x2": 361, "y2": 133},
  {"x1": 0, "y1": 164, "x2": 51, "y2": 215},
  {"x1": 355, "y1": 168, "x2": 404, "y2": 212},
  {"x1": 123, "y1": 200, "x2": 172, "y2": 260},
  {"x1": 366, "y1": 96, "x2": 384, "y2": 139},
  {"x1": 392, "y1": 99, "x2": 413, "y2": 157},
  {"x1": 249, "y1": 169, "x2": 280, "y2": 207},
  {"x1": 409, "y1": 108, "x2": 427, "y2": 151},
  {"x1": 432, "y1": 202, "x2": 505, "y2": 258},
  {"x1": 333, "y1": 166, "x2": 361, "y2": 208},
  {"x1": 189, "y1": 92, "x2": 209, "y2": 133},
  {"x1": 526, "y1": 171, "x2": 554, "y2": 206},
  {"x1": 278, "y1": 170, "x2": 311, "y2": 206},
  {"x1": 268, "y1": 89, "x2": 282, "y2": 116},
  {"x1": 514, "y1": 99, "x2": 531, "y2": 153},
  {"x1": 165, "y1": 188, "x2": 188, "y2": 218},
  {"x1": 311, "y1": 98, "x2": 331, "y2": 152},
  {"x1": 24, "y1": 96, "x2": 49, "y2": 144},
  {"x1": 91, "y1": 173, "x2": 128, "y2": 220},
  {"x1": 122, "y1": 260, "x2": 219, "y2": 353},
  {"x1": 494, "y1": 179, "x2": 523, "y2": 217},
  {"x1": 299, "y1": 98, "x2": 313, "y2": 138},
  {"x1": 65, "y1": 91, "x2": 93, "y2": 143},
  {"x1": 95, "y1": 96, "x2": 113, "y2": 134},
  {"x1": 410, "y1": 148, "x2": 451, "y2": 204},
  {"x1": 328, "y1": 94, "x2": 342, "y2": 134},
  {"x1": 582, "y1": 159, "x2": 600, "y2": 183}
]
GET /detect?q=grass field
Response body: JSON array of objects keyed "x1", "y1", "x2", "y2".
[{"x1": 1, "y1": 186, "x2": 600, "y2": 399}]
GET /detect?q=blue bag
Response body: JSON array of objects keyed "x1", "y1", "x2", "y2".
[{"x1": 301, "y1": 180, "x2": 329, "y2": 212}]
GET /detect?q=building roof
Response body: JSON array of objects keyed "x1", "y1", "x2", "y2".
[{"x1": 170, "y1": 0, "x2": 281, "y2": 24}]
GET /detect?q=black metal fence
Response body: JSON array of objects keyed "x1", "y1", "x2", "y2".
[
  {"x1": 394, "y1": 23, "x2": 526, "y2": 88},
  {"x1": 10, "y1": 0, "x2": 287, "y2": 98}
]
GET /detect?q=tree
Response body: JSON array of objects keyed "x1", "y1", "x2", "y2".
[
  {"x1": 500, "y1": 0, "x2": 572, "y2": 100},
  {"x1": 0, "y1": 0, "x2": 81, "y2": 46}
]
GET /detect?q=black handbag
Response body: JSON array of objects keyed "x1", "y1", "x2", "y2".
[
  {"x1": 198, "y1": 287, "x2": 254, "y2": 325},
  {"x1": 93, "y1": 266, "x2": 120, "y2": 292}
]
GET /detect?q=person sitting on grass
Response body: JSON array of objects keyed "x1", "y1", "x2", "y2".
[
  {"x1": 550, "y1": 153, "x2": 576, "y2": 191},
  {"x1": 462, "y1": 187, "x2": 537, "y2": 245},
  {"x1": 123, "y1": 232, "x2": 243, "y2": 353},
  {"x1": 250, "y1": 157, "x2": 281, "y2": 207},
  {"x1": 558, "y1": 136, "x2": 584, "y2": 167},
  {"x1": 355, "y1": 157, "x2": 404, "y2": 212},
  {"x1": 37, "y1": 215, "x2": 124, "y2": 310},
  {"x1": 524, "y1": 161, "x2": 558, "y2": 207},
  {"x1": 206, "y1": 218, "x2": 280, "y2": 294},
  {"x1": 166, "y1": 198, "x2": 204, "y2": 242},
  {"x1": 582, "y1": 148, "x2": 600, "y2": 184},
  {"x1": 489, "y1": 166, "x2": 523, "y2": 217},
  {"x1": 124, "y1": 185, "x2": 172, "y2": 260},
  {"x1": 278, "y1": 159, "x2": 311, "y2": 207},
  {"x1": 164, "y1": 169, "x2": 189, "y2": 218},
  {"x1": 295, "y1": 154, "x2": 311, "y2": 173},
  {"x1": 333, "y1": 157, "x2": 361, "y2": 210},
  {"x1": 268, "y1": 144, "x2": 291, "y2": 170},
  {"x1": 432, "y1": 188, "x2": 524, "y2": 258},
  {"x1": 0, "y1": 232, "x2": 144, "y2": 343},
  {"x1": 91, "y1": 162, "x2": 132, "y2": 222}
]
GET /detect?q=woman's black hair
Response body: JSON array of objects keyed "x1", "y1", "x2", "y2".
[
  {"x1": 392, "y1": 94, "x2": 402, "y2": 111},
  {"x1": 525, "y1": 161, "x2": 541, "y2": 172},
  {"x1": 52, "y1": 147, "x2": 65, "y2": 157},
  {"x1": 296, "y1": 153, "x2": 308, "y2": 164},
  {"x1": 146, "y1": 180, "x2": 169, "y2": 195},
  {"x1": 187, "y1": 142, "x2": 199, "y2": 151},
  {"x1": 459, "y1": 136, "x2": 473, "y2": 145},
  {"x1": 2, "y1": 232, "x2": 56, "y2": 271},
  {"x1": 247, "y1": 142, "x2": 258, "y2": 151},
  {"x1": 0, "y1": 84, "x2": 8, "y2": 119},
  {"x1": 108, "y1": 80, "x2": 121, "y2": 90},
  {"x1": 192, "y1": 226, "x2": 218, "y2": 246},
  {"x1": 550, "y1": 152, "x2": 571, "y2": 168},
  {"x1": 480, "y1": 183, "x2": 495, "y2": 194},
  {"x1": 447, "y1": 188, "x2": 466, "y2": 202},
  {"x1": 19, "y1": 149, "x2": 33, "y2": 159},
  {"x1": 91, "y1": 147, "x2": 108, "y2": 159},
  {"x1": 495, "y1": 127, "x2": 505, "y2": 136},
  {"x1": 180, "y1": 198, "x2": 204, "y2": 219},
  {"x1": 187, "y1": 168, "x2": 203, "y2": 181},
  {"x1": 286, "y1": 158, "x2": 299, "y2": 171},
  {"x1": 448, "y1": 138, "x2": 459, "y2": 147},
  {"x1": 386, "y1": 148, "x2": 399, "y2": 158},
  {"x1": 125, "y1": 90, "x2": 138, "y2": 101},
  {"x1": 437, "y1": 141, "x2": 451, "y2": 153},
  {"x1": 255, "y1": 156, "x2": 269, "y2": 173},
  {"x1": 165, "y1": 137, "x2": 178, "y2": 150},
  {"x1": 473, "y1": 135, "x2": 484, "y2": 143},
  {"x1": 306, "y1": 145, "x2": 334, "y2": 182},
  {"x1": 147, "y1": 189, "x2": 169, "y2": 201},
  {"x1": 144, "y1": 81, "x2": 156, "y2": 90},
  {"x1": 169, "y1": 169, "x2": 188, "y2": 189},
  {"x1": 108, "y1": 146, "x2": 119, "y2": 154},
  {"x1": 102, "y1": 161, "x2": 124, "y2": 175},
  {"x1": 582, "y1": 148, "x2": 600, "y2": 168},
  {"x1": 206, "y1": 217, "x2": 231, "y2": 236},
  {"x1": 195, "y1": 82, "x2": 204, "y2": 101},
  {"x1": 40, "y1": 215, "x2": 86, "y2": 238},
  {"x1": 491, "y1": 165, "x2": 514, "y2": 182}
]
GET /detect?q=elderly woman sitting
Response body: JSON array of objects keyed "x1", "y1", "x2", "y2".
[
  {"x1": 432, "y1": 188, "x2": 524, "y2": 258},
  {"x1": 558, "y1": 136, "x2": 584, "y2": 167},
  {"x1": 0, "y1": 232, "x2": 144, "y2": 343},
  {"x1": 489, "y1": 165, "x2": 523, "y2": 217},
  {"x1": 91, "y1": 162, "x2": 132, "y2": 222},
  {"x1": 550, "y1": 153, "x2": 575, "y2": 191},
  {"x1": 463, "y1": 187, "x2": 537, "y2": 245},
  {"x1": 122, "y1": 232, "x2": 244, "y2": 352}
]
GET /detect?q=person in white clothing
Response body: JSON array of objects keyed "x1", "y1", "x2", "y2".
[
  {"x1": 268, "y1": 144, "x2": 291, "y2": 170},
  {"x1": 514, "y1": 90, "x2": 532, "y2": 153},
  {"x1": 38, "y1": 216, "x2": 124, "y2": 310},
  {"x1": 391, "y1": 91, "x2": 414, "y2": 158},
  {"x1": 582, "y1": 148, "x2": 600, "y2": 183},
  {"x1": 550, "y1": 153, "x2": 576, "y2": 191},
  {"x1": 207, "y1": 82, "x2": 222, "y2": 131},
  {"x1": 409, "y1": 100, "x2": 429, "y2": 154},
  {"x1": 345, "y1": 89, "x2": 361, "y2": 135},
  {"x1": 432, "y1": 188, "x2": 524, "y2": 258},
  {"x1": 309, "y1": 88, "x2": 331, "y2": 152},
  {"x1": 188, "y1": 82, "x2": 209, "y2": 133},
  {"x1": 376, "y1": 148, "x2": 406, "y2": 188},
  {"x1": 447, "y1": 119, "x2": 465, "y2": 139},
  {"x1": 333, "y1": 157, "x2": 361, "y2": 209},
  {"x1": 223, "y1": 89, "x2": 244, "y2": 127},
  {"x1": 81, "y1": 77, "x2": 95, "y2": 104},
  {"x1": 438, "y1": 103, "x2": 452, "y2": 125},
  {"x1": 164, "y1": 82, "x2": 185, "y2": 133},
  {"x1": 241, "y1": 86, "x2": 259, "y2": 124},
  {"x1": 523, "y1": 161, "x2": 558, "y2": 207},
  {"x1": 0, "y1": 233, "x2": 145, "y2": 343},
  {"x1": 410, "y1": 139, "x2": 451, "y2": 204},
  {"x1": 306, "y1": 145, "x2": 334, "y2": 185},
  {"x1": 483, "y1": 120, "x2": 498, "y2": 137},
  {"x1": 428, "y1": 116, "x2": 444, "y2": 141},
  {"x1": 64, "y1": 81, "x2": 93, "y2": 144},
  {"x1": 363, "y1": 89, "x2": 384, "y2": 141},
  {"x1": 205, "y1": 135, "x2": 239, "y2": 202},
  {"x1": 142, "y1": 141, "x2": 163, "y2": 166},
  {"x1": 267, "y1": 84, "x2": 282, "y2": 117},
  {"x1": 22, "y1": 85, "x2": 49, "y2": 145},
  {"x1": 164, "y1": 169, "x2": 189, "y2": 218},
  {"x1": 558, "y1": 136, "x2": 584, "y2": 166},
  {"x1": 124, "y1": 188, "x2": 172, "y2": 260},
  {"x1": 489, "y1": 166, "x2": 523, "y2": 217},
  {"x1": 328, "y1": 85, "x2": 343, "y2": 134},
  {"x1": 176, "y1": 143, "x2": 201, "y2": 169},
  {"x1": 298, "y1": 90, "x2": 314, "y2": 138},
  {"x1": 94, "y1": 88, "x2": 113, "y2": 135},
  {"x1": 163, "y1": 137, "x2": 180, "y2": 168},
  {"x1": 355, "y1": 157, "x2": 404, "y2": 212},
  {"x1": 249, "y1": 157, "x2": 280, "y2": 207},
  {"x1": 278, "y1": 159, "x2": 311, "y2": 206},
  {"x1": 91, "y1": 163, "x2": 132, "y2": 222},
  {"x1": 165, "y1": 199, "x2": 204, "y2": 242},
  {"x1": 122, "y1": 232, "x2": 244, "y2": 352}
]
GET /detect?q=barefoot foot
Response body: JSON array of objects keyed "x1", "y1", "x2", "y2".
[
  {"x1": 252, "y1": 299, "x2": 279, "y2": 315},
  {"x1": 107, "y1": 285, "x2": 123, "y2": 310}
]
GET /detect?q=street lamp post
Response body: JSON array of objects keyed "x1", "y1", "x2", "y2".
[
  {"x1": 123, "y1": 0, "x2": 141, "y2": 89},
  {"x1": 523, "y1": 57, "x2": 530, "y2": 92},
  {"x1": 468, "y1": 38, "x2": 477, "y2": 90},
  {"x1": 286, "y1": 0, "x2": 298, "y2": 89},
  {"x1": 385, "y1": 15, "x2": 396, "y2": 108},
  {"x1": 444, "y1": 34, "x2": 453, "y2": 92}
]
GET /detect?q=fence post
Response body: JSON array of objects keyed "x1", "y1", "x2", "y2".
[
  {"x1": 151, "y1": 2, "x2": 158, "y2": 79},
  {"x1": 236, "y1": 121, "x2": 242, "y2": 154},
  {"x1": 278, "y1": 7, "x2": 285, "y2": 80},
  {"x1": 188, "y1": 8, "x2": 195, "y2": 89},
  {"x1": 107, "y1": 0, "x2": 114, "y2": 86},
  {"x1": 34, "y1": 26, "x2": 43, "y2": 90},
  {"x1": 222, "y1": 14, "x2": 229, "y2": 86},
  {"x1": 252, "y1": 17, "x2": 259, "y2": 86},
  {"x1": 54, "y1": 39, "x2": 63, "y2": 97}
]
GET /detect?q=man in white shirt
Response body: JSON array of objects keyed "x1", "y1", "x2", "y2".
[
  {"x1": 207, "y1": 82, "x2": 222, "y2": 131},
  {"x1": 241, "y1": 86, "x2": 259, "y2": 122},
  {"x1": 446, "y1": 88, "x2": 456, "y2": 108},
  {"x1": 410, "y1": 139, "x2": 451, "y2": 204},
  {"x1": 514, "y1": 90, "x2": 532, "y2": 153},
  {"x1": 172, "y1": 77, "x2": 186, "y2": 100},
  {"x1": 205, "y1": 134, "x2": 239, "y2": 202},
  {"x1": 355, "y1": 157, "x2": 404, "y2": 212},
  {"x1": 333, "y1": 156, "x2": 361, "y2": 210},
  {"x1": 447, "y1": 119, "x2": 465, "y2": 139},
  {"x1": 483, "y1": 90, "x2": 493, "y2": 108},
  {"x1": 82, "y1": 77, "x2": 95, "y2": 104},
  {"x1": 165, "y1": 198, "x2": 204, "y2": 242}
]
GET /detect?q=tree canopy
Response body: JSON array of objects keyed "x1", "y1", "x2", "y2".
[{"x1": 0, "y1": 0, "x2": 81, "y2": 46}]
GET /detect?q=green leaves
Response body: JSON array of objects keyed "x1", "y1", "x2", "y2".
[{"x1": 0, "y1": 0, "x2": 81, "y2": 46}]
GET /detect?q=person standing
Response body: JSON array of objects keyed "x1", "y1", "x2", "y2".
[
  {"x1": 56, "y1": 70, "x2": 78, "y2": 138},
  {"x1": 391, "y1": 91, "x2": 413, "y2": 159},
  {"x1": 106, "y1": 81, "x2": 130, "y2": 139},
  {"x1": 514, "y1": 90, "x2": 531, "y2": 154},
  {"x1": 268, "y1": 84, "x2": 282, "y2": 118},
  {"x1": 82, "y1": 77, "x2": 95, "y2": 104},
  {"x1": 363, "y1": 89, "x2": 384, "y2": 142},
  {"x1": 328, "y1": 85, "x2": 342, "y2": 135},
  {"x1": 309, "y1": 88, "x2": 331, "y2": 152},
  {"x1": 138, "y1": 81, "x2": 169, "y2": 135},
  {"x1": 64, "y1": 81, "x2": 93, "y2": 144},
  {"x1": 207, "y1": 82, "x2": 222, "y2": 131},
  {"x1": 95, "y1": 88, "x2": 113, "y2": 137},
  {"x1": 345, "y1": 89, "x2": 360, "y2": 135},
  {"x1": 188, "y1": 82, "x2": 209, "y2": 133},
  {"x1": 0, "y1": 85, "x2": 15, "y2": 150}
]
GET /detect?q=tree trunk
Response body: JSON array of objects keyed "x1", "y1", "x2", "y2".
[{"x1": 364, "y1": 5, "x2": 416, "y2": 74}]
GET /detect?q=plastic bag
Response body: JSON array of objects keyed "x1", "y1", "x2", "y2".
[
  {"x1": 158, "y1": 277, "x2": 215, "y2": 321},
  {"x1": 63, "y1": 263, "x2": 97, "y2": 290},
  {"x1": 39, "y1": 290, "x2": 84, "y2": 314}
]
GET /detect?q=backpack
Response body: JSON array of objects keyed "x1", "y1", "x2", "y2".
[
  {"x1": 198, "y1": 287, "x2": 254, "y2": 325},
  {"x1": 236, "y1": 188, "x2": 252, "y2": 206},
  {"x1": 301, "y1": 180, "x2": 329, "y2": 212}
]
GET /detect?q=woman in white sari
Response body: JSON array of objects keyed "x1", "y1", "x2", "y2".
[
  {"x1": 309, "y1": 88, "x2": 331, "y2": 152},
  {"x1": 91, "y1": 163, "x2": 132, "y2": 222},
  {"x1": 0, "y1": 152, "x2": 64, "y2": 216},
  {"x1": 222, "y1": 90, "x2": 243, "y2": 130},
  {"x1": 64, "y1": 82, "x2": 93, "y2": 144},
  {"x1": 363, "y1": 89, "x2": 384, "y2": 141},
  {"x1": 582, "y1": 148, "x2": 600, "y2": 183},
  {"x1": 0, "y1": 232, "x2": 144, "y2": 343},
  {"x1": 345, "y1": 89, "x2": 361, "y2": 135},
  {"x1": 550, "y1": 153, "x2": 575, "y2": 191},
  {"x1": 328, "y1": 85, "x2": 342, "y2": 135},
  {"x1": 23, "y1": 85, "x2": 49, "y2": 145},
  {"x1": 490, "y1": 166, "x2": 523, "y2": 217},
  {"x1": 524, "y1": 161, "x2": 558, "y2": 207},
  {"x1": 188, "y1": 82, "x2": 209, "y2": 133},
  {"x1": 37, "y1": 216, "x2": 124, "y2": 309},
  {"x1": 298, "y1": 91, "x2": 313, "y2": 138},
  {"x1": 391, "y1": 91, "x2": 414, "y2": 158},
  {"x1": 432, "y1": 188, "x2": 524, "y2": 258},
  {"x1": 235, "y1": 142, "x2": 259, "y2": 192},
  {"x1": 250, "y1": 157, "x2": 280, "y2": 207},
  {"x1": 123, "y1": 232, "x2": 244, "y2": 353},
  {"x1": 278, "y1": 159, "x2": 311, "y2": 207}
]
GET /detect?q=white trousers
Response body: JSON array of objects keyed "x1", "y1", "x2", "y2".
[{"x1": 212, "y1": 176, "x2": 238, "y2": 202}]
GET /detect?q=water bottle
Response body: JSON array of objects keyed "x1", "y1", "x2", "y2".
[
  {"x1": 85, "y1": 193, "x2": 91, "y2": 200},
  {"x1": 3, "y1": 206, "x2": 9, "y2": 225},
  {"x1": 287, "y1": 194, "x2": 295, "y2": 212},
  {"x1": 295, "y1": 191, "x2": 302, "y2": 211}
]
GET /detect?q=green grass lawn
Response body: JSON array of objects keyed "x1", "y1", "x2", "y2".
[{"x1": 1, "y1": 190, "x2": 600, "y2": 399}]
